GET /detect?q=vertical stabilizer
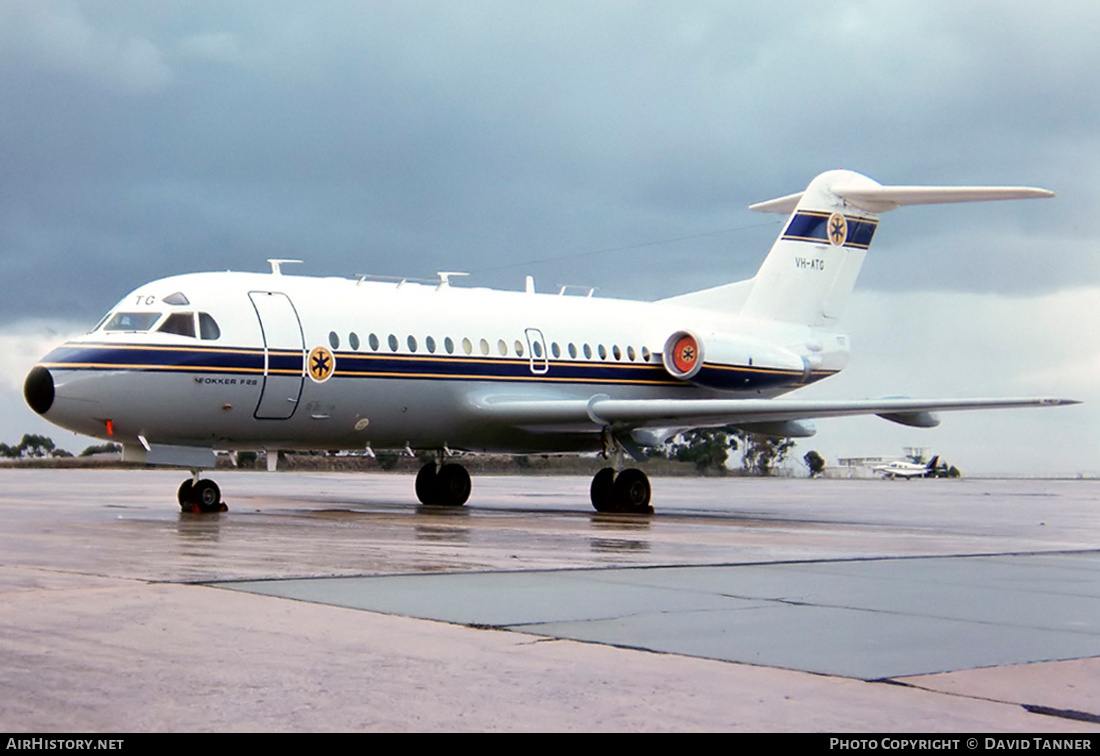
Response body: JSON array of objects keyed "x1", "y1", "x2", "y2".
[
  {"x1": 741, "y1": 170, "x2": 880, "y2": 326},
  {"x1": 737, "y1": 170, "x2": 1053, "y2": 326}
]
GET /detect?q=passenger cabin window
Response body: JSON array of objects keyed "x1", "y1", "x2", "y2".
[{"x1": 104, "y1": 312, "x2": 161, "y2": 332}]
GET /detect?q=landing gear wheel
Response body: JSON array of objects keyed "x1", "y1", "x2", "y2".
[
  {"x1": 177, "y1": 480, "x2": 197, "y2": 513},
  {"x1": 612, "y1": 468, "x2": 653, "y2": 515},
  {"x1": 415, "y1": 463, "x2": 439, "y2": 505},
  {"x1": 415, "y1": 462, "x2": 472, "y2": 506},
  {"x1": 590, "y1": 468, "x2": 653, "y2": 514},
  {"x1": 590, "y1": 467, "x2": 617, "y2": 513},
  {"x1": 436, "y1": 463, "x2": 471, "y2": 506},
  {"x1": 178, "y1": 478, "x2": 226, "y2": 513},
  {"x1": 194, "y1": 480, "x2": 224, "y2": 512}
]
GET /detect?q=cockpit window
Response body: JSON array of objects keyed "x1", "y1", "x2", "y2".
[
  {"x1": 90, "y1": 312, "x2": 112, "y2": 333},
  {"x1": 104, "y1": 312, "x2": 161, "y2": 332},
  {"x1": 158, "y1": 312, "x2": 196, "y2": 337},
  {"x1": 162, "y1": 292, "x2": 190, "y2": 306},
  {"x1": 198, "y1": 313, "x2": 221, "y2": 340}
]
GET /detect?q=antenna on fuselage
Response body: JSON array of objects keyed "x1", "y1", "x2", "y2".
[
  {"x1": 267, "y1": 259, "x2": 303, "y2": 275},
  {"x1": 557, "y1": 284, "x2": 598, "y2": 297},
  {"x1": 436, "y1": 271, "x2": 469, "y2": 289}
]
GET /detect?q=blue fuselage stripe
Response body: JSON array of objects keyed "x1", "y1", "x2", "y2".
[{"x1": 40, "y1": 344, "x2": 834, "y2": 391}]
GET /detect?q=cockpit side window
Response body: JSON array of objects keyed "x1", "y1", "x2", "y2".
[
  {"x1": 90, "y1": 312, "x2": 112, "y2": 333},
  {"x1": 104, "y1": 312, "x2": 162, "y2": 332},
  {"x1": 158, "y1": 312, "x2": 196, "y2": 337},
  {"x1": 198, "y1": 313, "x2": 221, "y2": 340}
]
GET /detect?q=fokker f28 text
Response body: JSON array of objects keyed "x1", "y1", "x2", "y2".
[{"x1": 24, "y1": 170, "x2": 1077, "y2": 513}]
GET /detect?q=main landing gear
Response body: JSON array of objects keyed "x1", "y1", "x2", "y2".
[
  {"x1": 178, "y1": 475, "x2": 227, "y2": 513},
  {"x1": 590, "y1": 467, "x2": 653, "y2": 515},
  {"x1": 413, "y1": 460, "x2": 652, "y2": 513},
  {"x1": 415, "y1": 462, "x2": 472, "y2": 507}
]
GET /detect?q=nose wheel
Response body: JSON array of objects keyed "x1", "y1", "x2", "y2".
[
  {"x1": 590, "y1": 467, "x2": 653, "y2": 514},
  {"x1": 178, "y1": 478, "x2": 226, "y2": 513}
]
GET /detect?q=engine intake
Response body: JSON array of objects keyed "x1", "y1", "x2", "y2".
[{"x1": 662, "y1": 330, "x2": 809, "y2": 392}]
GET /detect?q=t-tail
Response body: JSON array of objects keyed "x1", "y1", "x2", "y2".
[{"x1": 670, "y1": 170, "x2": 1053, "y2": 325}]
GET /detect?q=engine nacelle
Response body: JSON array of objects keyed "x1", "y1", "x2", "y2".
[{"x1": 662, "y1": 330, "x2": 809, "y2": 392}]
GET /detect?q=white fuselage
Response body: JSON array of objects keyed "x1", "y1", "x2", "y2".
[{"x1": 31, "y1": 270, "x2": 848, "y2": 455}]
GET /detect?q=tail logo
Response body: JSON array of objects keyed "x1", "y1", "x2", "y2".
[{"x1": 828, "y1": 213, "x2": 848, "y2": 246}]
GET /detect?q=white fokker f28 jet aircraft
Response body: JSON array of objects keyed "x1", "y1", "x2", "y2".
[{"x1": 25, "y1": 170, "x2": 1077, "y2": 514}]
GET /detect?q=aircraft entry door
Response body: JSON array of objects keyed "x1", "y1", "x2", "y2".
[
  {"x1": 524, "y1": 328, "x2": 549, "y2": 374},
  {"x1": 249, "y1": 291, "x2": 305, "y2": 419}
]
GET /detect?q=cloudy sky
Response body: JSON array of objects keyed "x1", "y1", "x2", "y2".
[{"x1": 1, "y1": 1, "x2": 1096, "y2": 474}]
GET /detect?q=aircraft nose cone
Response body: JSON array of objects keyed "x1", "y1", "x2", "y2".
[{"x1": 24, "y1": 366, "x2": 54, "y2": 415}]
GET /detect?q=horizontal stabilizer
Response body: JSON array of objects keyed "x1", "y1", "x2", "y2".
[
  {"x1": 832, "y1": 185, "x2": 1055, "y2": 213},
  {"x1": 750, "y1": 184, "x2": 1054, "y2": 214},
  {"x1": 748, "y1": 192, "x2": 805, "y2": 214}
]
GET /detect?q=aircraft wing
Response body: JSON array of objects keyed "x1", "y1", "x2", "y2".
[{"x1": 467, "y1": 394, "x2": 1077, "y2": 434}]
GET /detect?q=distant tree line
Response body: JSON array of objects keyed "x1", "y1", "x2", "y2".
[
  {"x1": 646, "y1": 427, "x2": 804, "y2": 476},
  {"x1": 1, "y1": 434, "x2": 122, "y2": 459},
  {"x1": 0, "y1": 434, "x2": 70, "y2": 458}
]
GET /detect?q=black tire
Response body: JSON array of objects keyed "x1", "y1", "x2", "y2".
[
  {"x1": 177, "y1": 480, "x2": 197, "y2": 512},
  {"x1": 194, "y1": 479, "x2": 224, "y2": 513},
  {"x1": 612, "y1": 468, "x2": 652, "y2": 514},
  {"x1": 179, "y1": 479, "x2": 225, "y2": 513},
  {"x1": 415, "y1": 463, "x2": 439, "y2": 505},
  {"x1": 436, "y1": 464, "x2": 471, "y2": 506},
  {"x1": 590, "y1": 467, "x2": 617, "y2": 513}
]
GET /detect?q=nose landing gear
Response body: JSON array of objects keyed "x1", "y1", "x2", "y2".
[{"x1": 178, "y1": 476, "x2": 226, "y2": 513}]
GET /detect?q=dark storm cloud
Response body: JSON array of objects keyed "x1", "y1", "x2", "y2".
[{"x1": 1, "y1": 1, "x2": 1097, "y2": 325}]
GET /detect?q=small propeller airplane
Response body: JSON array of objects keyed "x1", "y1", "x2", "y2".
[
  {"x1": 871, "y1": 455, "x2": 949, "y2": 480},
  {"x1": 24, "y1": 170, "x2": 1077, "y2": 514}
]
